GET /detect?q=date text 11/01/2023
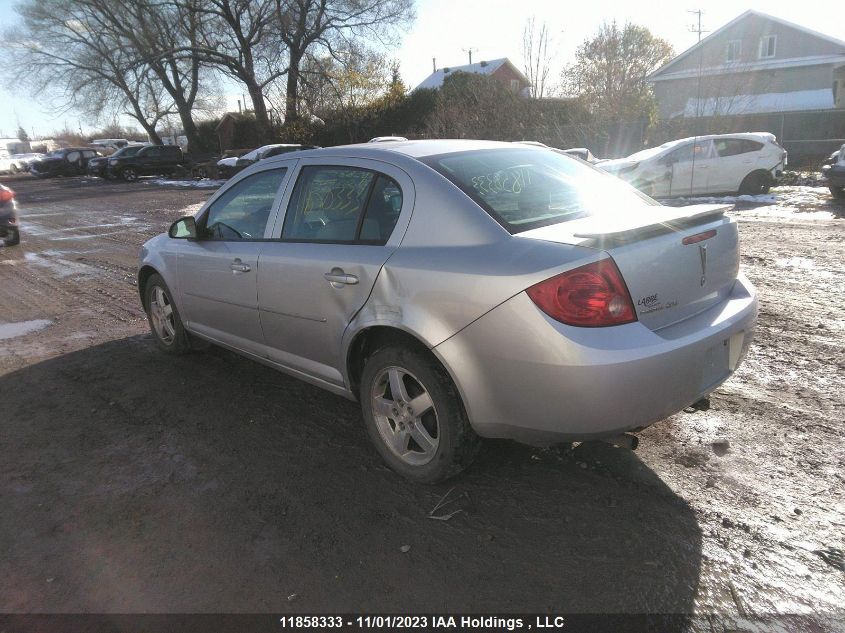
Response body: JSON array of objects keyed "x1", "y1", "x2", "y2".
[{"x1": 278, "y1": 616, "x2": 567, "y2": 630}]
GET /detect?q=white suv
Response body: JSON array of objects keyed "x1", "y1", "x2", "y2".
[{"x1": 598, "y1": 132, "x2": 787, "y2": 198}]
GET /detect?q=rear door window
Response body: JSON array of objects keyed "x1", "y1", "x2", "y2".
[
  {"x1": 281, "y1": 166, "x2": 401, "y2": 244},
  {"x1": 714, "y1": 139, "x2": 747, "y2": 157}
]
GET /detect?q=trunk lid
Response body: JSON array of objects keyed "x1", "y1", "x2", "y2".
[{"x1": 518, "y1": 204, "x2": 739, "y2": 330}]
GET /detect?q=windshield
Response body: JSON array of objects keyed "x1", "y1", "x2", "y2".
[{"x1": 421, "y1": 148, "x2": 659, "y2": 233}]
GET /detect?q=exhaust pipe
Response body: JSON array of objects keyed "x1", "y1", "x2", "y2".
[{"x1": 602, "y1": 433, "x2": 639, "y2": 450}]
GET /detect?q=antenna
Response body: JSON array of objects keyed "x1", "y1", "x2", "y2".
[
  {"x1": 462, "y1": 47, "x2": 478, "y2": 64},
  {"x1": 687, "y1": 9, "x2": 709, "y2": 43}
]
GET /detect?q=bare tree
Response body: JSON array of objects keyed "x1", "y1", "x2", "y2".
[
  {"x1": 180, "y1": 0, "x2": 286, "y2": 135},
  {"x1": 522, "y1": 16, "x2": 553, "y2": 99},
  {"x1": 4, "y1": 0, "x2": 173, "y2": 143},
  {"x1": 273, "y1": 0, "x2": 414, "y2": 122},
  {"x1": 75, "y1": 0, "x2": 215, "y2": 150}
]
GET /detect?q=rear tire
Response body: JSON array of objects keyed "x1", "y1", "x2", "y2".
[
  {"x1": 3, "y1": 228, "x2": 20, "y2": 246},
  {"x1": 738, "y1": 171, "x2": 770, "y2": 195},
  {"x1": 144, "y1": 273, "x2": 192, "y2": 354},
  {"x1": 9, "y1": 164, "x2": 19, "y2": 174},
  {"x1": 360, "y1": 346, "x2": 481, "y2": 483},
  {"x1": 830, "y1": 186, "x2": 845, "y2": 200}
]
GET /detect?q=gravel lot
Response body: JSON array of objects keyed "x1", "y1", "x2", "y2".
[{"x1": 0, "y1": 174, "x2": 843, "y2": 629}]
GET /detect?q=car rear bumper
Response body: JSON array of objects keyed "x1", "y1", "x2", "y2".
[{"x1": 434, "y1": 274, "x2": 757, "y2": 445}]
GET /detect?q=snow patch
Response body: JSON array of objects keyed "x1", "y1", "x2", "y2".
[
  {"x1": 663, "y1": 194, "x2": 777, "y2": 206},
  {"x1": 145, "y1": 178, "x2": 226, "y2": 189},
  {"x1": 0, "y1": 319, "x2": 52, "y2": 341}
]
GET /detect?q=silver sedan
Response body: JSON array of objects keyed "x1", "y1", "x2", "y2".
[{"x1": 138, "y1": 140, "x2": 757, "y2": 482}]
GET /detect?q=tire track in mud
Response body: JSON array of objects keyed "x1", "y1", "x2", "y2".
[{"x1": 0, "y1": 177, "x2": 212, "y2": 373}]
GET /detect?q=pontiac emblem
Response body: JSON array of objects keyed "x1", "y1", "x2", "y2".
[{"x1": 698, "y1": 244, "x2": 707, "y2": 286}]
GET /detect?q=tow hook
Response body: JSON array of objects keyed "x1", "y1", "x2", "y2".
[{"x1": 601, "y1": 433, "x2": 639, "y2": 450}]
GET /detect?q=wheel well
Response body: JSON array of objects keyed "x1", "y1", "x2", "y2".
[
  {"x1": 746, "y1": 169, "x2": 773, "y2": 183},
  {"x1": 346, "y1": 327, "x2": 433, "y2": 397},
  {"x1": 138, "y1": 265, "x2": 158, "y2": 309}
]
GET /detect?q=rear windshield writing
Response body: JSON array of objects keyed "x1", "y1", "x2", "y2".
[{"x1": 422, "y1": 148, "x2": 658, "y2": 233}]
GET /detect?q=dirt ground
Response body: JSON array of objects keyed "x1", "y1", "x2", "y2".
[{"x1": 0, "y1": 174, "x2": 843, "y2": 630}]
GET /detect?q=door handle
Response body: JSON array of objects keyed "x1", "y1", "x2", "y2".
[
  {"x1": 324, "y1": 269, "x2": 359, "y2": 287},
  {"x1": 230, "y1": 258, "x2": 251, "y2": 273}
]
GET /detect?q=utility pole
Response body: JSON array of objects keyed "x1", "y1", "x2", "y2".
[
  {"x1": 462, "y1": 47, "x2": 478, "y2": 64},
  {"x1": 687, "y1": 9, "x2": 708, "y2": 194},
  {"x1": 687, "y1": 9, "x2": 709, "y2": 43}
]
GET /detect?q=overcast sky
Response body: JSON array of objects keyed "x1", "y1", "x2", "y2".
[{"x1": 0, "y1": 0, "x2": 839, "y2": 138}]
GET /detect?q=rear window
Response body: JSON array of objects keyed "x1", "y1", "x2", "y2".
[{"x1": 421, "y1": 148, "x2": 659, "y2": 233}]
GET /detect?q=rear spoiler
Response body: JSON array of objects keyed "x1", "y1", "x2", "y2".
[{"x1": 573, "y1": 204, "x2": 731, "y2": 239}]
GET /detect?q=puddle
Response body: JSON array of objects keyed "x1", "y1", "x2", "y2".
[{"x1": 0, "y1": 319, "x2": 52, "y2": 340}]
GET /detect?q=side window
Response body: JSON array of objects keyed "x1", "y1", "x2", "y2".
[
  {"x1": 144, "y1": 147, "x2": 161, "y2": 159},
  {"x1": 83, "y1": 150, "x2": 97, "y2": 159},
  {"x1": 201, "y1": 168, "x2": 287, "y2": 240},
  {"x1": 282, "y1": 166, "x2": 375, "y2": 242},
  {"x1": 66, "y1": 151, "x2": 81, "y2": 162},
  {"x1": 668, "y1": 140, "x2": 713, "y2": 163},
  {"x1": 742, "y1": 140, "x2": 764, "y2": 153},
  {"x1": 714, "y1": 139, "x2": 747, "y2": 157}
]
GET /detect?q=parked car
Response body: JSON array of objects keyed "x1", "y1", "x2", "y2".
[
  {"x1": 821, "y1": 143, "x2": 845, "y2": 199},
  {"x1": 598, "y1": 133, "x2": 787, "y2": 197},
  {"x1": 87, "y1": 144, "x2": 147, "y2": 178},
  {"x1": 513, "y1": 142, "x2": 599, "y2": 163},
  {"x1": 0, "y1": 153, "x2": 44, "y2": 174},
  {"x1": 29, "y1": 148, "x2": 103, "y2": 178},
  {"x1": 139, "y1": 140, "x2": 757, "y2": 482},
  {"x1": 0, "y1": 184, "x2": 19, "y2": 246},
  {"x1": 561, "y1": 147, "x2": 597, "y2": 163},
  {"x1": 217, "y1": 145, "x2": 317, "y2": 179},
  {"x1": 90, "y1": 138, "x2": 130, "y2": 151},
  {"x1": 107, "y1": 144, "x2": 184, "y2": 181}
]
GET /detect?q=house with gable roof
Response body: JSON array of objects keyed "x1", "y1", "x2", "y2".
[
  {"x1": 649, "y1": 10, "x2": 845, "y2": 119},
  {"x1": 415, "y1": 58, "x2": 532, "y2": 96}
]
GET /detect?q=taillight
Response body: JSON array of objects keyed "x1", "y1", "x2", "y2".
[
  {"x1": 526, "y1": 258, "x2": 637, "y2": 327},
  {"x1": 0, "y1": 187, "x2": 14, "y2": 204}
]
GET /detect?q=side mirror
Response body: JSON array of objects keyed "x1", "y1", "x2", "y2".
[{"x1": 169, "y1": 216, "x2": 197, "y2": 239}]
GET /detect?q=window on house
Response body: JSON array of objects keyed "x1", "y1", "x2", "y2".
[
  {"x1": 759, "y1": 35, "x2": 776, "y2": 59},
  {"x1": 726, "y1": 40, "x2": 741, "y2": 63},
  {"x1": 510, "y1": 79, "x2": 520, "y2": 92}
]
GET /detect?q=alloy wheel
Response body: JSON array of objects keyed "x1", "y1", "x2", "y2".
[
  {"x1": 371, "y1": 366, "x2": 439, "y2": 466},
  {"x1": 149, "y1": 286, "x2": 176, "y2": 345}
]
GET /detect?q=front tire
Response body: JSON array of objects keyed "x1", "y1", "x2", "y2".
[
  {"x1": 144, "y1": 273, "x2": 192, "y2": 354},
  {"x1": 830, "y1": 186, "x2": 845, "y2": 200},
  {"x1": 360, "y1": 347, "x2": 481, "y2": 483},
  {"x1": 3, "y1": 228, "x2": 20, "y2": 246},
  {"x1": 121, "y1": 167, "x2": 139, "y2": 182},
  {"x1": 9, "y1": 164, "x2": 19, "y2": 174}
]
